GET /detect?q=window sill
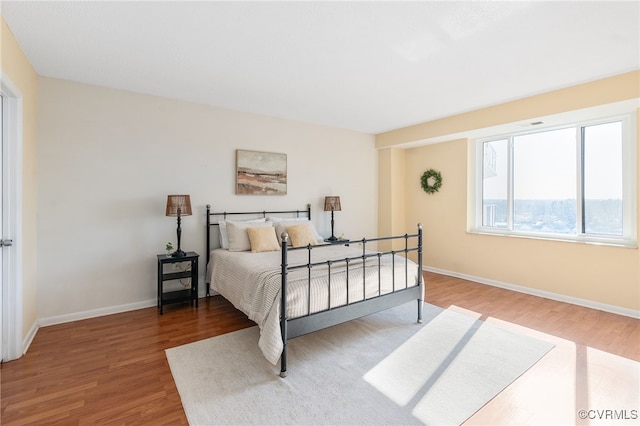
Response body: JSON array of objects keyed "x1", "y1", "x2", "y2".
[{"x1": 468, "y1": 228, "x2": 638, "y2": 249}]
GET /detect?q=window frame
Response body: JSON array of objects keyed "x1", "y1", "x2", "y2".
[{"x1": 470, "y1": 114, "x2": 637, "y2": 248}]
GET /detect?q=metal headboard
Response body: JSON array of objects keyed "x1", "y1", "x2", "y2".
[{"x1": 205, "y1": 203, "x2": 312, "y2": 264}]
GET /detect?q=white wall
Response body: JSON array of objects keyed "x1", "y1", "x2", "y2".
[{"x1": 37, "y1": 77, "x2": 376, "y2": 321}]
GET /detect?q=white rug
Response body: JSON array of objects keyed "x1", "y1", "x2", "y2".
[{"x1": 166, "y1": 302, "x2": 553, "y2": 425}]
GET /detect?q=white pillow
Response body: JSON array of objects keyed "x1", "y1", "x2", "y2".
[
  {"x1": 227, "y1": 220, "x2": 274, "y2": 252},
  {"x1": 273, "y1": 219, "x2": 323, "y2": 245},
  {"x1": 219, "y1": 217, "x2": 266, "y2": 249}
]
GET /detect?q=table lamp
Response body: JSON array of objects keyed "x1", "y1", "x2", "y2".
[
  {"x1": 165, "y1": 194, "x2": 192, "y2": 257},
  {"x1": 324, "y1": 196, "x2": 341, "y2": 241}
]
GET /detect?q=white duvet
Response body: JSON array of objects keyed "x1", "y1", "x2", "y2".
[{"x1": 207, "y1": 245, "x2": 419, "y2": 364}]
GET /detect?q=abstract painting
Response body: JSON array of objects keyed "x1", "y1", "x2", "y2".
[{"x1": 236, "y1": 150, "x2": 287, "y2": 195}]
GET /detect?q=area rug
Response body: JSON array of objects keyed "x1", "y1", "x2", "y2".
[{"x1": 165, "y1": 302, "x2": 554, "y2": 425}]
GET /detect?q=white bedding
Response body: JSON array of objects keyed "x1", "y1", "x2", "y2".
[{"x1": 207, "y1": 245, "x2": 419, "y2": 364}]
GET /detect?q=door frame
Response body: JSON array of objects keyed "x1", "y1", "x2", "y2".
[{"x1": 1, "y1": 72, "x2": 24, "y2": 362}]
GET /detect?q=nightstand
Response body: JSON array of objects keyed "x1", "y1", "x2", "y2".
[{"x1": 157, "y1": 251, "x2": 199, "y2": 314}]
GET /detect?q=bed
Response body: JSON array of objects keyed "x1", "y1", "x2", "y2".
[{"x1": 205, "y1": 204, "x2": 424, "y2": 377}]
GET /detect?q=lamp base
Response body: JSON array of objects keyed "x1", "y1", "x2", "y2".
[
  {"x1": 171, "y1": 249, "x2": 187, "y2": 257},
  {"x1": 326, "y1": 236, "x2": 338, "y2": 242}
]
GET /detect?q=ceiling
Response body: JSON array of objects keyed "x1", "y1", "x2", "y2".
[{"x1": 1, "y1": 1, "x2": 639, "y2": 135}]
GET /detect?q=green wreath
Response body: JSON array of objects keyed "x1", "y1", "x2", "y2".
[{"x1": 420, "y1": 169, "x2": 443, "y2": 194}]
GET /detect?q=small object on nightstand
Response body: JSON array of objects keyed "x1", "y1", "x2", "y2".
[
  {"x1": 324, "y1": 237, "x2": 349, "y2": 246},
  {"x1": 157, "y1": 251, "x2": 199, "y2": 314}
]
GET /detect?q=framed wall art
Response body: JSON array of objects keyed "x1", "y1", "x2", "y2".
[{"x1": 236, "y1": 149, "x2": 287, "y2": 195}]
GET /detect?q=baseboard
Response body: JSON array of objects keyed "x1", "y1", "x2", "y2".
[
  {"x1": 39, "y1": 299, "x2": 157, "y2": 327},
  {"x1": 22, "y1": 320, "x2": 39, "y2": 356},
  {"x1": 39, "y1": 275, "x2": 209, "y2": 327},
  {"x1": 36, "y1": 269, "x2": 639, "y2": 328},
  {"x1": 424, "y1": 266, "x2": 640, "y2": 319}
]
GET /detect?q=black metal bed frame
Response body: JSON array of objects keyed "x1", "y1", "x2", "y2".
[
  {"x1": 206, "y1": 204, "x2": 424, "y2": 377},
  {"x1": 205, "y1": 204, "x2": 312, "y2": 296}
]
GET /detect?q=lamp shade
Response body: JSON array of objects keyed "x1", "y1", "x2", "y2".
[
  {"x1": 165, "y1": 195, "x2": 192, "y2": 217},
  {"x1": 324, "y1": 196, "x2": 341, "y2": 212}
]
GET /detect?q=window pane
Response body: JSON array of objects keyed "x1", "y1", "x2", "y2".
[
  {"x1": 482, "y1": 139, "x2": 508, "y2": 228},
  {"x1": 583, "y1": 121, "x2": 623, "y2": 235},
  {"x1": 513, "y1": 128, "x2": 577, "y2": 234}
]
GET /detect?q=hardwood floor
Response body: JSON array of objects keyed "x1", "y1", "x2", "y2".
[{"x1": 1, "y1": 272, "x2": 638, "y2": 425}]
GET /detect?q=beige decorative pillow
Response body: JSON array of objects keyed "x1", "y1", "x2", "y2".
[
  {"x1": 227, "y1": 220, "x2": 273, "y2": 252},
  {"x1": 247, "y1": 226, "x2": 280, "y2": 253},
  {"x1": 274, "y1": 220, "x2": 323, "y2": 245},
  {"x1": 287, "y1": 224, "x2": 318, "y2": 248}
]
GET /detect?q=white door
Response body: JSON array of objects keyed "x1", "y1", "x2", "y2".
[
  {"x1": 1, "y1": 75, "x2": 23, "y2": 362},
  {"x1": 0, "y1": 94, "x2": 4, "y2": 361}
]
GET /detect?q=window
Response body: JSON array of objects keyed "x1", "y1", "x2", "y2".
[{"x1": 474, "y1": 115, "x2": 636, "y2": 247}]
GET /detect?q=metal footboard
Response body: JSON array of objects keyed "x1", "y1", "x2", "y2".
[{"x1": 279, "y1": 224, "x2": 423, "y2": 378}]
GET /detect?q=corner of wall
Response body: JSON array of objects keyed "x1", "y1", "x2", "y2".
[{"x1": 377, "y1": 147, "x2": 407, "y2": 250}]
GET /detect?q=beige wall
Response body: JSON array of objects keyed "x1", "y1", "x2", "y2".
[
  {"x1": 376, "y1": 71, "x2": 640, "y2": 148},
  {"x1": 377, "y1": 72, "x2": 640, "y2": 312},
  {"x1": 0, "y1": 17, "x2": 39, "y2": 343},
  {"x1": 37, "y1": 77, "x2": 377, "y2": 320}
]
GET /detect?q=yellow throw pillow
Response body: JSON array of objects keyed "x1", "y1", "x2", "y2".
[
  {"x1": 247, "y1": 226, "x2": 280, "y2": 253},
  {"x1": 287, "y1": 224, "x2": 318, "y2": 248}
]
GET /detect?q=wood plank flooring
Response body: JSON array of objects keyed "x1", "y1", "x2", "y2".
[{"x1": 1, "y1": 271, "x2": 638, "y2": 425}]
